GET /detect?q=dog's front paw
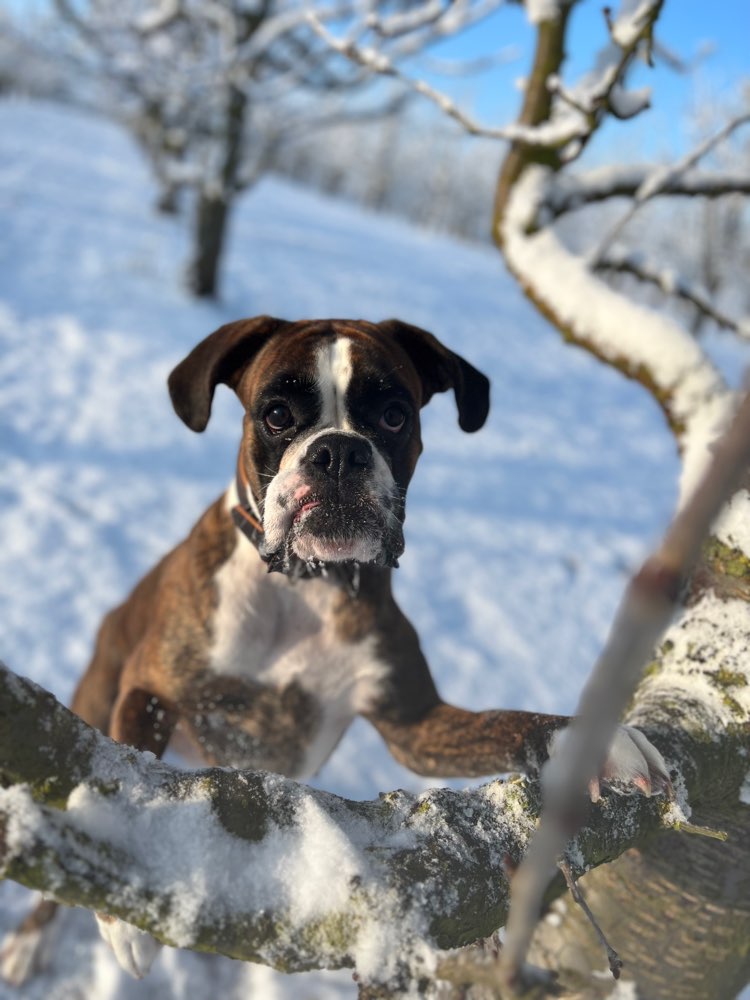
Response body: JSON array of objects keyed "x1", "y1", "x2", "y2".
[
  {"x1": 596, "y1": 724, "x2": 672, "y2": 801},
  {"x1": 547, "y1": 724, "x2": 672, "y2": 802},
  {"x1": 96, "y1": 914, "x2": 161, "y2": 979}
]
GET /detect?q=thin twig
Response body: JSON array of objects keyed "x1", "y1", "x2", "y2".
[
  {"x1": 417, "y1": 46, "x2": 520, "y2": 77},
  {"x1": 669, "y1": 820, "x2": 728, "y2": 842},
  {"x1": 559, "y1": 860, "x2": 623, "y2": 980}
]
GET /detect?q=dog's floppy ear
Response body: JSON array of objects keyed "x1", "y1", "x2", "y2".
[
  {"x1": 168, "y1": 315, "x2": 289, "y2": 432},
  {"x1": 378, "y1": 319, "x2": 490, "y2": 432}
]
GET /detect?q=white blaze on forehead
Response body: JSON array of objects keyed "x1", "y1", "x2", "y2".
[{"x1": 315, "y1": 336, "x2": 353, "y2": 429}]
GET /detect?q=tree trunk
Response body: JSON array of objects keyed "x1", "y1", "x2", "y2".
[
  {"x1": 189, "y1": 192, "x2": 229, "y2": 297},
  {"x1": 529, "y1": 804, "x2": 750, "y2": 999},
  {"x1": 187, "y1": 84, "x2": 247, "y2": 299}
]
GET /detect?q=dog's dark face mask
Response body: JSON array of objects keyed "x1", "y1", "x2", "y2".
[{"x1": 168, "y1": 317, "x2": 490, "y2": 575}]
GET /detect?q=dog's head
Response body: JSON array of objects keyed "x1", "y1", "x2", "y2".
[{"x1": 168, "y1": 317, "x2": 490, "y2": 572}]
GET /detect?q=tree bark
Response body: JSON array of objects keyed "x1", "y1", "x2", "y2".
[
  {"x1": 529, "y1": 804, "x2": 750, "y2": 1000},
  {"x1": 189, "y1": 191, "x2": 230, "y2": 297},
  {"x1": 187, "y1": 82, "x2": 247, "y2": 298}
]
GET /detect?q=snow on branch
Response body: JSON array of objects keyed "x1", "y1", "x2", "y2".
[
  {"x1": 497, "y1": 165, "x2": 729, "y2": 445},
  {"x1": 307, "y1": 14, "x2": 583, "y2": 146},
  {"x1": 499, "y1": 381, "x2": 750, "y2": 986},
  {"x1": 490, "y1": 5, "x2": 750, "y2": 535},
  {"x1": 305, "y1": 0, "x2": 667, "y2": 152},
  {"x1": 365, "y1": 0, "x2": 507, "y2": 54},
  {"x1": 0, "y1": 656, "x2": 746, "y2": 992},
  {"x1": 365, "y1": 0, "x2": 447, "y2": 38}
]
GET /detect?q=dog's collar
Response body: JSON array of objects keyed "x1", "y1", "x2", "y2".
[{"x1": 231, "y1": 460, "x2": 264, "y2": 548}]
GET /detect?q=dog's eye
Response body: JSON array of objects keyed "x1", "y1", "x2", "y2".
[
  {"x1": 264, "y1": 404, "x2": 293, "y2": 433},
  {"x1": 379, "y1": 404, "x2": 406, "y2": 433}
]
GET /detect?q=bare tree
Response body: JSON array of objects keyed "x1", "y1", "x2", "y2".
[{"x1": 42, "y1": 0, "x2": 507, "y2": 298}]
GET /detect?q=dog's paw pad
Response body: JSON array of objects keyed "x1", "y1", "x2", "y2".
[
  {"x1": 0, "y1": 925, "x2": 56, "y2": 986},
  {"x1": 96, "y1": 914, "x2": 161, "y2": 979}
]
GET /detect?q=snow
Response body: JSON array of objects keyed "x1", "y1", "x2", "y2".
[
  {"x1": 499, "y1": 165, "x2": 738, "y2": 489},
  {"x1": 610, "y1": 1, "x2": 659, "y2": 49},
  {"x1": 0, "y1": 98, "x2": 745, "y2": 998},
  {"x1": 608, "y1": 84, "x2": 651, "y2": 120},
  {"x1": 524, "y1": 0, "x2": 563, "y2": 26}
]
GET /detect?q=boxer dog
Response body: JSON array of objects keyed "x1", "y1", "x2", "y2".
[{"x1": 1, "y1": 316, "x2": 670, "y2": 982}]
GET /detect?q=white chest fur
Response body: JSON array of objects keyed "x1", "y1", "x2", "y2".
[{"x1": 208, "y1": 532, "x2": 389, "y2": 777}]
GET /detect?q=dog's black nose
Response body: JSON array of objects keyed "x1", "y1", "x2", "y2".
[{"x1": 307, "y1": 433, "x2": 373, "y2": 477}]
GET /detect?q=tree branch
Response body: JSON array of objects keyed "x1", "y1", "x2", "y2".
[
  {"x1": 595, "y1": 253, "x2": 750, "y2": 339},
  {"x1": 544, "y1": 166, "x2": 750, "y2": 219},
  {"x1": 496, "y1": 164, "x2": 729, "y2": 443},
  {"x1": 307, "y1": 12, "x2": 588, "y2": 147},
  {"x1": 589, "y1": 109, "x2": 750, "y2": 266},
  {"x1": 1, "y1": 642, "x2": 748, "y2": 992}
]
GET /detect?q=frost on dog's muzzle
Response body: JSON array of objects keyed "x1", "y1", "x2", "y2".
[{"x1": 257, "y1": 498, "x2": 404, "y2": 577}]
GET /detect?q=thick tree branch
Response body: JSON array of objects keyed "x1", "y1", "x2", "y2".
[
  {"x1": 1, "y1": 647, "x2": 748, "y2": 992},
  {"x1": 487, "y1": 5, "x2": 750, "y2": 994},
  {"x1": 496, "y1": 164, "x2": 729, "y2": 443}
]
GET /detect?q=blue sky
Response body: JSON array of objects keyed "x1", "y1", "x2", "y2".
[{"x1": 420, "y1": 1, "x2": 748, "y2": 159}]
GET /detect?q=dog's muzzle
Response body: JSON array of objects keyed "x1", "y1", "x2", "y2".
[{"x1": 259, "y1": 431, "x2": 405, "y2": 573}]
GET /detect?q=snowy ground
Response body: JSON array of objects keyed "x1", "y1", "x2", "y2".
[{"x1": 0, "y1": 100, "x2": 745, "y2": 999}]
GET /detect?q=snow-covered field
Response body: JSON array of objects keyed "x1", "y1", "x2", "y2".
[{"x1": 0, "y1": 100, "x2": 742, "y2": 999}]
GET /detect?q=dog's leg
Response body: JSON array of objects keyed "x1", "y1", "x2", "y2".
[
  {"x1": 368, "y1": 703, "x2": 562, "y2": 777},
  {"x1": 70, "y1": 607, "x2": 132, "y2": 733},
  {"x1": 367, "y1": 702, "x2": 671, "y2": 794},
  {"x1": 108, "y1": 684, "x2": 178, "y2": 755}
]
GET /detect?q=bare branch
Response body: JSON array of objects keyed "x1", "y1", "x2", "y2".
[
  {"x1": 366, "y1": 0, "x2": 446, "y2": 37},
  {"x1": 544, "y1": 166, "x2": 750, "y2": 218},
  {"x1": 595, "y1": 253, "x2": 750, "y2": 340},
  {"x1": 495, "y1": 1, "x2": 663, "y2": 217},
  {"x1": 590, "y1": 109, "x2": 750, "y2": 266},
  {"x1": 417, "y1": 46, "x2": 521, "y2": 77},
  {"x1": 366, "y1": 0, "x2": 508, "y2": 57},
  {"x1": 307, "y1": 14, "x2": 583, "y2": 146},
  {"x1": 499, "y1": 384, "x2": 750, "y2": 985}
]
